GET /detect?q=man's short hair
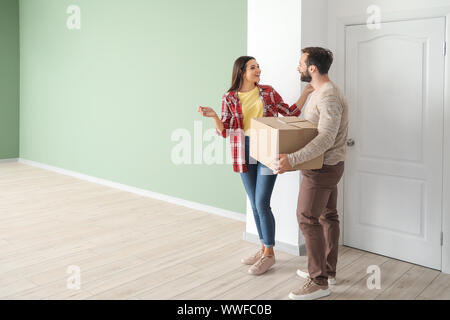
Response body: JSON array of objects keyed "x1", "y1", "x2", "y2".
[{"x1": 302, "y1": 47, "x2": 334, "y2": 75}]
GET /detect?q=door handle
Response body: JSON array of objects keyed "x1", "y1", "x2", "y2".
[{"x1": 347, "y1": 139, "x2": 355, "y2": 147}]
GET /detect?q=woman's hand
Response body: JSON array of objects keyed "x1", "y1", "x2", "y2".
[
  {"x1": 294, "y1": 84, "x2": 315, "y2": 111},
  {"x1": 198, "y1": 106, "x2": 225, "y2": 134},
  {"x1": 198, "y1": 106, "x2": 218, "y2": 118},
  {"x1": 302, "y1": 83, "x2": 314, "y2": 96}
]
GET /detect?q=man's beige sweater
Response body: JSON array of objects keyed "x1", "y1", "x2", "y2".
[{"x1": 287, "y1": 81, "x2": 349, "y2": 167}]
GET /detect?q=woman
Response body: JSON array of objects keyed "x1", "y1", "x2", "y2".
[{"x1": 198, "y1": 56, "x2": 314, "y2": 275}]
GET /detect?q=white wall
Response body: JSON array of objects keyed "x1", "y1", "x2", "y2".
[
  {"x1": 301, "y1": 0, "x2": 328, "y2": 48},
  {"x1": 246, "y1": 0, "x2": 328, "y2": 253},
  {"x1": 246, "y1": 0, "x2": 302, "y2": 253},
  {"x1": 247, "y1": 0, "x2": 302, "y2": 104}
]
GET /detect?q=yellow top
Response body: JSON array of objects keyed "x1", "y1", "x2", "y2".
[{"x1": 238, "y1": 86, "x2": 264, "y2": 136}]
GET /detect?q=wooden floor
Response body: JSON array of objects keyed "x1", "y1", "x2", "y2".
[{"x1": 0, "y1": 162, "x2": 449, "y2": 300}]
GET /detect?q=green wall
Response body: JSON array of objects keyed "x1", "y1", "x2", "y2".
[
  {"x1": 19, "y1": 0, "x2": 247, "y2": 213},
  {"x1": 0, "y1": 0, "x2": 19, "y2": 159}
]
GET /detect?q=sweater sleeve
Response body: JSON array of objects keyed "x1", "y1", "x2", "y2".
[{"x1": 287, "y1": 93, "x2": 343, "y2": 166}]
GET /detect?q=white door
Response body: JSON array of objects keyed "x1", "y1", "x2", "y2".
[{"x1": 344, "y1": 17, "x2": 445, "y2": 270}]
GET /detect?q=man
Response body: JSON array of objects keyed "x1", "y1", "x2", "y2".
[{"x1": 273, "y1": 47, "x2": 349, "y2": 300}]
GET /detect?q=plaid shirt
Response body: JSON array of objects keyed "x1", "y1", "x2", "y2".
[{"x1": 217, "y1": 84, "x2": 301, "y2": 173}]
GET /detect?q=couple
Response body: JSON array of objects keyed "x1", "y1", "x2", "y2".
[{"x1": 198, "y1": 47, "x2": 349, "y2": 300}]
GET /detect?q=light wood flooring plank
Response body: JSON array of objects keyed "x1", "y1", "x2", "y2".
[
  {"x1": 415, "y1": 272, "x2": 450, "y2": 300},
  {"x1": 1, "y1": 162, "x2": 448, "y2": 300},
  {"x1": 375, "y1": 265, "x2": 441, "y2": 300}
]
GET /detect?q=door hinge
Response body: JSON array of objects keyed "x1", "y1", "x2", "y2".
[
  {"x1": 444, "y1": 41, "x2": 447, "y2": 56},
  {"x1": 441, "y1": 231, "x2": 444, "y2": 246}
]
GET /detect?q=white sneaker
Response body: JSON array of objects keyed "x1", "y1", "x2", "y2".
[{"x1": 296, "y1": 269, "x2": 336, "y2": 285}]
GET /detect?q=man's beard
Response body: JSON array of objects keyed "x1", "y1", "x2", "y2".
[{"x1": 300, "y1": 70, "x2": 312, "y2": 83}]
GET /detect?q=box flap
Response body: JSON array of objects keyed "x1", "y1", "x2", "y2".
[
  {"x1": 252, "y1": 117, "x2": 317, "y2": 130},
  {"x1": 276, "y1": 117, "x2": 304, "y2": 124},
  {"x1": 253, "y1": 117, "x2": 293, "y2": 130}
]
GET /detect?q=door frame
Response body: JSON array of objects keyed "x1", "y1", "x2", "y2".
[{"x1": 334, "y1": 6, "x2": 450, "y2": 273}]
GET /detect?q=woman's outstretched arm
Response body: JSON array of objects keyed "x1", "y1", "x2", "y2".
[
  {"x1": 198, "y1": 94, "x2": 230, "y2": 138},
  {"x1": 276, "y1": 84, "x2": 315, "y2": 116}
]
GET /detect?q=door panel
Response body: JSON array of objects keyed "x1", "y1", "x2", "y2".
[{"x1": 344, "y1": 17, "x2": 445, "y2": 270}]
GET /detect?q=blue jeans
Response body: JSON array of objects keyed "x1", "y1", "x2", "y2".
[{"x1": 240, "y1": 135, "x2": 277, "y2": 248}]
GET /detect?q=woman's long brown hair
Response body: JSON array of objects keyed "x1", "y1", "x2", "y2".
[{"x1": 228, "y1": 56, "x2": 256, "y2": 92}]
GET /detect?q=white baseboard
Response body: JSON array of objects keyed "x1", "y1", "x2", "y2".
[
  {"x1": 0, "y1": 158, "x2": 19, "y2": 163},
  {"x1": 16, "y1": 158, "x2": 246, "y2": 222},
  {"x1": 243, "y1": 232, "x2": 306, "y2": 256}
]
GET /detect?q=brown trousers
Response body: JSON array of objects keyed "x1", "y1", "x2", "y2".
[{"x1": 297, "y1": 161, "x2": 345, "y2": 286}]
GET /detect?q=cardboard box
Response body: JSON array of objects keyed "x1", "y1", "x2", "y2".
[{"x1": 249, "y1": 117, "x2": 324, "y2": 171}]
